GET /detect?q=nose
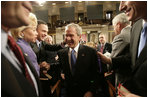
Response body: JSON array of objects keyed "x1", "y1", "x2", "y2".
[
  {"x1": 119, "y1": 1, "x2": 126, "y2": 12},
  {"x1": 66, "y1": 36, "x2": 71, "y2": 41}
]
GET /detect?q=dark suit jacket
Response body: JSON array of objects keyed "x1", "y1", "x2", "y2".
[
  {"x1": 112, "y1": 19, "x2": 147, "y2": 96},
  {"x1": 97, "y1": 43, "x2": 112, "y2": 73},
  {"x1": 30, "y1": 41, "x2": 63, "y2": 63},
  {"x1": 97, "y1": 42, "x2": 112, "y2": 54},
  {"x1": 58, "y1": 45, "x2": 101, "y2": 96},
  {"x1": 1, "y1": 52, "x2": 42, "y2": 96}
]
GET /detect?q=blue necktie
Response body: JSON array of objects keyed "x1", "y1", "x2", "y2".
[
  {"x1": 138, "y1": 23, "x2": 147, "y2": 57},
  {"x1": 71, "y1": 49, "x2": 76, "y2": 75}
]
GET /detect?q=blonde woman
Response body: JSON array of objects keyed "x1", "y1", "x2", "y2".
[{"x1": 11, "y1": 13, "x2": 40, "y2": 76}]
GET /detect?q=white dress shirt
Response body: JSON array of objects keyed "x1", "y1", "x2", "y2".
[{"x1": 68, "y1": 43, "x2": 80, "y2": 71}]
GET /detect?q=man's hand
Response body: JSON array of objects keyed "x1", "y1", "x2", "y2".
[
  {"x1": 84, "y1": 91, "x2": 93, "y2": 97},
  {"x1": 39, "y1": 61, "x2": 50, "y2": 71},
  {"x1": 61, "y1": 73, "x2": 65, "y2": 80},
  {"x1": 117, "y1": 87, "x2": 140, "y2": 97},
  {"x1": 97, "y1": 52, "x2": 112, "y2": 65}
]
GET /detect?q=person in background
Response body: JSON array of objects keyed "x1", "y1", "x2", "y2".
[
  {"x1": 44, "y1": 35, "x2": 59, "y2": 64},
  {"x1": 97, "y1": 33, "x2": 112, "y2": 80},
  {"x1": 111, "y1": 12, "x2": 131, "y2": 96},
  {"x1": 97, "y1": 33, "x2": 112, "y2": 54},
  {"x1": 85, "y1": 41, "x2": 96, "y2": 49},
  {"x1": 98, "y1": 1, "x2": 147, "y2": 97},
  {"x1": 1, "y1": 1, "x2": 43, "y2": 96},
  {"x1": 44, "y1": 35, "x2": 61, "y2": 88}
]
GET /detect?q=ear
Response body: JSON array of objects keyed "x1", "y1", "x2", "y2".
[
  {"x1": 117, "y1": 22, "x2": 121, "y2": 28},
  {"x1": 19, "y1": 31, "x2": 24, "y2": 38}
]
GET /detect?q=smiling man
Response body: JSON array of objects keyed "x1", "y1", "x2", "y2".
[{"x1": 57, "y1": 23, "x2": 107, "y2": 97}]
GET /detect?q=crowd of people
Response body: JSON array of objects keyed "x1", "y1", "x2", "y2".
[{"x1": 1, "y1": 1, "x2": 147, "y2": 97}]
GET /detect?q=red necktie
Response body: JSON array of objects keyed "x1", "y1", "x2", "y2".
[
  {"x1": 100, "y1": 44, "x2": 104, "y2": 53},
  {"x1": 8, "y1": 35, "x2": 35, "y2": 88}
]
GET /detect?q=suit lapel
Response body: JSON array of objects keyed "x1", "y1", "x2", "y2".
[
  {"x1": 131, "y1": 20, "x2": 143, "y2": 65},
  {"x1": 75, "y1": 45, "x2": 85, "y2": 72},
  {"x1": 132, "y1": 44, "x2": 147, "y2": 74}
]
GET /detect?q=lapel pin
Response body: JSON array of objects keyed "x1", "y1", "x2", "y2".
[
  {"x1": 82, "y1": 54, "x2": 85, "y2": 56},
  {"x1": 24, "y1": 53, "x2": 28, "y2": 56}
]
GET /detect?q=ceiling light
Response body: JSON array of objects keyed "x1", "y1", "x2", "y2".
[
  {"x1": 65, "y1": 2, "x2": 69, "y2": 4},
  {"x1": 52, "y1": 3, "x2": 56, "y2": 6}
]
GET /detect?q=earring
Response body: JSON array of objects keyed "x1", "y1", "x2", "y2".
[{"x1": 22, "y1": 33, "x2": 24, "y2": 37}]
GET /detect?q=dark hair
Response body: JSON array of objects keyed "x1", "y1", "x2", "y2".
[{"x1": 37, "y1": 20, "x2": 47, "y2": 27}]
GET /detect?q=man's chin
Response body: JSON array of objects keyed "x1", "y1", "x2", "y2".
[{"x1": 68, "y1": 44, "x2": 74, "y2": 48}]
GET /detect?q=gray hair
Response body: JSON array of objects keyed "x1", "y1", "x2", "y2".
[
  {"x1": 65, "y1": 23, "x2": 82, "y2": 36},
  {"x1": 112, "y1": 13, "x2": 130, "y2": 26}
]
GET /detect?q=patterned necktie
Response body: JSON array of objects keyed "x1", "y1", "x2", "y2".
[
  {"x1": 8, "y1": 35, "x2": 35, "y2": 88},
  {"x1": 71, "y1": 49, "x2": 76, "y2": 75},
  {"x1": 138, "y1": 23, "x2": 147, "y2": 57}
]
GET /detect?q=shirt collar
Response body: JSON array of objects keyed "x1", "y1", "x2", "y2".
[
  {"x1": 1, "y1": 29, "x2": 8, "y2": 50},
  {"x1": 69, "y1": 43, "x2": 80, "y2": 53},
  {"x1": 142, "y1": 20, "x2": 147, "y2": 28},
  {"x1": 101, "y1": 42, "x2": 106, "y2": 46},
  {"x1": 36, "y1": 39, "x2": 41, "y2": 47}
]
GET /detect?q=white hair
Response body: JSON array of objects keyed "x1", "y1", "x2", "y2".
[
  {"x1": 112, "y1": 13, "x2": 130, "y2": 26},
  {"x1": 65, "y1": 23, "x2": 82, "y2": 36}
]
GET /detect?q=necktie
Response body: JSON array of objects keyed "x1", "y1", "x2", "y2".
[
  {"x1": 38, "y1": 43, "x2": 41, "y2": 49},
  {"x1": 100, "y1": 44, "x2": 104, "y2": 53},
  {"x1": 138, "y1": 23, "x2": 147, "y2": 57},
  {"x1": 8, "y1": 35, "x2": 35, "y2": 88},
  {"x1": 71, "y1": 49, "x2": 76, "y2": 75}
]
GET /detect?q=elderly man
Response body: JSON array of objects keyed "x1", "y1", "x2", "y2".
[
  {"x1": 1, "y1": 1, "x2": 42, "y2": 96},
  {"x1": 58, "y1": 23, "x2": 105, "y2": 97},
  {"x1": 98, "y1": 1, "x2": 147, "y2": 97},
  {"x1": 111, "y1": 13, "x2": 131, "y2": 96}
]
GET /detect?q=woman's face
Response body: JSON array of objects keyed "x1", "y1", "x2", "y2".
[{"x1": 23, "y1": 26, "x2": 38, "y2": 43}]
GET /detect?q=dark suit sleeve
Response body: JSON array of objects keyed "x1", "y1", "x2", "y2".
[
  {"x1": 44, "y1": 44, "x2": 63, "y2": 51},
  {"x1": 111, "y1": 53, "x2": 131, "y2": 70}
]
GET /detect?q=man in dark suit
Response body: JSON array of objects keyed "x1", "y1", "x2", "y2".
[
  {"x1": 30, "y1": 20, "x2": 63, "y2": 64},
  {"x1": 1, "y1": 1, "x2": 42, "y2": 96},
  {"x1": 97, "y1": 33, "x2": 112, "y2": 74},
  {"x1": 98, "y1": 1, "x2": 147, "y2": 97},
  {"x1": 30, "y1": 20, "x2": 64, "y2": 96},
  {"x1": 97, "y1": 33, "x2": 112, "y2": 54},
  {"x1": 58, "y1": 23, "x2": 105, "y2": 97}
]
